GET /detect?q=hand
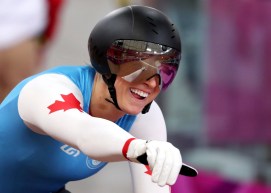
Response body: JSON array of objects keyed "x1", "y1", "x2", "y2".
[
  {"x1": 126, "y1": 139, "x2": 182, "y2": 187},
  {"x1": 146, "y1": 140, "x2": 182, "y2": 186}
]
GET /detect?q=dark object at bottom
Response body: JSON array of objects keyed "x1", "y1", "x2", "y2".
[
  {"x1": 53, "y1": 187, "x2": 72, "y2": 193},
  {"x1": 136, "y1": 153, "x2": 198, "y2": 177}
]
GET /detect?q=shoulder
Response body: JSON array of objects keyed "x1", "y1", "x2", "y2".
[
  {"x1": 137, "y1": 101, "x2": 165, "y2": 129},
  {"x1": 42, "y1": 65, "x2": 95, "y2": 87},
  {"x1": 20, "y1": 73, "x2": 83, "y2": 96},
  {"x1": 129, "y1": 101, "x2": 167, "y2": 140},
  {"x1": 45, "y1": 65, "x2": 95, "y2": 76},
  {"x1": 1, "y1": 66, "x2": 92, "y2": 108}
]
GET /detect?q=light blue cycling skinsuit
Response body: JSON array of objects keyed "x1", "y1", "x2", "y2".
[{"x1": 0, "y1": 65, "x2": 137, "y2": 193}]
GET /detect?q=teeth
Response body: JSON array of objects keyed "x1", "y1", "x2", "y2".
[{"x1": 130, "y1": 88, "x2": 149, "y2": 98}]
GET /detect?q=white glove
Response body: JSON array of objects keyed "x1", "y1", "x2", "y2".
[{"x1": 126, "y1": 139, "x2": 182, "y2": 187}]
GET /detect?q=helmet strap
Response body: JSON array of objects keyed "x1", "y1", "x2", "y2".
[
  {"x1": 102, "y1": 74, "x2": 121, "y2": 111},
  {"x1": 142, "y1": 101, "x2": 152, "y2": 114}
]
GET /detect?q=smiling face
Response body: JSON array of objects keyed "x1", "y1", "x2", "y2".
[{"x1": 114, "y1": 75, "x2": 161, "y2": 115}]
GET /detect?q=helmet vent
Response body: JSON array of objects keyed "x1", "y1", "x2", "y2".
[
  {"x1": 146, "y1": 17, "x2": 159, "y2": 35},
  {"x1": 148, "y1": 21, "x2": 156, "y2": 27},
  {"x1": 171, "y1": 24, "x2": 176, "y2": 38},
  {"x1": 146, "y1": 16, "x2": 154, "y2": 21},
  {"x1": 152, "y1": 29, "x2": 158, "y2": 34}
]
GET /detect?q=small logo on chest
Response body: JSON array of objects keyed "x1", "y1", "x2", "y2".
[
  {"x1": 60, "y1": 144, "x2": 106, "y2": 170},
  {"x1": 60, "y1": 144, "x2": 80, "y2": 157},
  {"x1": 86, "y1": 157, "x2": 106, "y2": 169}
]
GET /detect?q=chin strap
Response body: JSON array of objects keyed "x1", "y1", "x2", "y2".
[
  {"x1": 142, "y1": 102, "x2": 152, "y2": 114},
  {"x1": 103, "y1": 74, "x2": 121, "y2": 110},
  {"x1": 102, "y1": 74, "x2": 152, "y2": 114}
]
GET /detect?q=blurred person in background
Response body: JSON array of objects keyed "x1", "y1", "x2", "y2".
[
  {"x1": 0, "y1": 0, "x2": 65, "y2": 103},
  {"x1": 0, "y1": 5, "x2": 197, "y2": 193}
]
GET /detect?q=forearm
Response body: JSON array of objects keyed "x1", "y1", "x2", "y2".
[
  {"x1": 23, "y1": 106, "x2": 135, "y2": 162},
  {"x1": 44, "y1": 110, "x2": 134, "y2": 162},
  {"x1": 61, "y1": 112, "x2": 134, "y2": 161}
]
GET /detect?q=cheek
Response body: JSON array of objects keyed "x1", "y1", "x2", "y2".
[
  {"x1": 115, "y1": 77, "x2": 128, "y2": 87},
  {"x1": 115, "y1": 79, "x2": 130, "y2": 97},
  {"x1": 150, "y1": 87, "x2": 160, "y2": 99},
  {"x1": 143, "y1": 88, "x2": 160, "y2": 105}
]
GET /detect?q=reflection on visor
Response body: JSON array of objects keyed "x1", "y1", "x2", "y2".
[{"x1": 107, "y1": 40, "x2": 181, "y2": 90}]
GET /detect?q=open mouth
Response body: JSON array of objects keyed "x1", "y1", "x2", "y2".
[{"x1": 130, "y1": 88, "x2": 149, "y2": 100}]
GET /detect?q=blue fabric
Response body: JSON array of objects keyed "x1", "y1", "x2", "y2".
[{"x1": 0, "y1": 65, "x2": 136, "y2": 193}]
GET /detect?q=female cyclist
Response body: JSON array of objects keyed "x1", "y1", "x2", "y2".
[{"x1": 0, "y1": 5, "x2": 196, "y2": 193}]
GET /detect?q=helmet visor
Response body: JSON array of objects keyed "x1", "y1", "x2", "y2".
[{"x1": 107, "y1": 40, "x2": 181, "y2": 90}]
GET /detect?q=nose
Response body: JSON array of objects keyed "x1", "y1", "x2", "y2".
[{"x1": 145, "y1": 74, "x2": 160, "y2": 88}]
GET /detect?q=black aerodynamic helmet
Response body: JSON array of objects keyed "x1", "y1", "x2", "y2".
[{"x1": 88, "y1": 5, "x2": 181, "y2": 113}]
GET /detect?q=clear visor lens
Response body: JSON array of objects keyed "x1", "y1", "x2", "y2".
[{"x1": 107, "y1": 40, "x2": 181, "y2": 90}]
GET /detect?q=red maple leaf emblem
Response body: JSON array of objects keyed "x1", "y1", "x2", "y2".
[
  {"x1": 144, "y1": 165, "x2": 152, "y2": 175},
  {"x1": 47, "y1": 93, "x2": 83, "y2": 114}
]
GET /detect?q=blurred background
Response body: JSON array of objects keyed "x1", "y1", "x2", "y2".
[{"x1": 1, "y1": 0, "x2": 270, "y2": 192}]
